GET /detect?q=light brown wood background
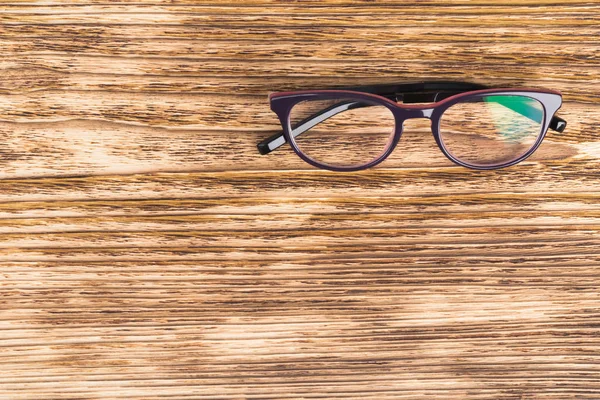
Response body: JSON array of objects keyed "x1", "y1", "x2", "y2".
[{"x1": 0, "y1": 1, "x2": 599, "y2": 399}]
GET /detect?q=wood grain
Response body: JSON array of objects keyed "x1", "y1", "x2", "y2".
[{"x1": 0, "y1": 1, "x2": 599, "y2": 399}]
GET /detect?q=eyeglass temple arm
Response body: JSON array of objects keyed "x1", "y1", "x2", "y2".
[
  {"x1": 257, "y1": 82, "x2": 567, "y2": 155},
  {"x1": 257, "y1": 100, "x2": 369, "y2": 155},
  {"x1": 257, "y1": 82, "x2": 467, "y2": 155},
  {"x1": 374, "y1": 82, "x2": 567, "y2": 134},
  {"x1": 421, "y1": 89, "x2": 567, "y2": 134}
]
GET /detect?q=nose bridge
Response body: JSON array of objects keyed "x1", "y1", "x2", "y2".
[{"x1": 399, "y1": 107, "x2": 434, "y2": 120}]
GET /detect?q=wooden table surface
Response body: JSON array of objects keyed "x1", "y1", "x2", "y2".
[{"x1": 1, "y1": 1, "x2": 599, "y2": 399}]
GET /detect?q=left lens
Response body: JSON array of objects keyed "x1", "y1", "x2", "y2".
[
  {"x1": 438, "y1": 95, "x2": 545, "y2": 167},
  {"x1": 289, "y1": 97, "x2": 395, "y2": 169}
]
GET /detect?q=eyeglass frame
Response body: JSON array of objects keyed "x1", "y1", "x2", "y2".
[{"x1": 258, "y1": 81, "x2": 567, "y2": 172}]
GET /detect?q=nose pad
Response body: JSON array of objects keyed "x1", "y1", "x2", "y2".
[
  {"x1": 385, "y1": 129, "x2": 396, "y2": 148},
  {"x1": 385, "y1": 120, "x2": 403, "y2": 151}
]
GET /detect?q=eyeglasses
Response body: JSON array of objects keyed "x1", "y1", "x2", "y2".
[{"x1": 257, "y1": 81, "x2": 567, "y2": 171}]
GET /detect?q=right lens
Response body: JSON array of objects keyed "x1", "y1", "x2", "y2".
[
  {"x1": 439, "y1": 95, "x2": 545, "y2": 167},
  {"x1": 288, "y1": 97, "x2": 396, "y2": 169}
]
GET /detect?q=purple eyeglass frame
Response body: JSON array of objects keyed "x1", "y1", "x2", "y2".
[{"x1": 258, "y1": 81, "x2": 567, "y2": 172}]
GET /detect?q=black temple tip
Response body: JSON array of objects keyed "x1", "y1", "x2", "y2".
[
  {"x1": 257, "y1": 131, "x2": 286, "y2": 155},
  {"x1": 550, "y1": 117, "x2": 567, "y2": 133},
  {"x1": 257, "y1": 141, "x2": 272, "y2": 155}
]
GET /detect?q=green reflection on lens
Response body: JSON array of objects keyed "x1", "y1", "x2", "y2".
[{"x1": 484, "y1": 95, "x2": 543, "y2": 142}]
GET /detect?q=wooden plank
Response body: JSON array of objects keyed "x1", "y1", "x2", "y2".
[{"x1": 0, "y1": 1, "x2": 599, "y2": 399}]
